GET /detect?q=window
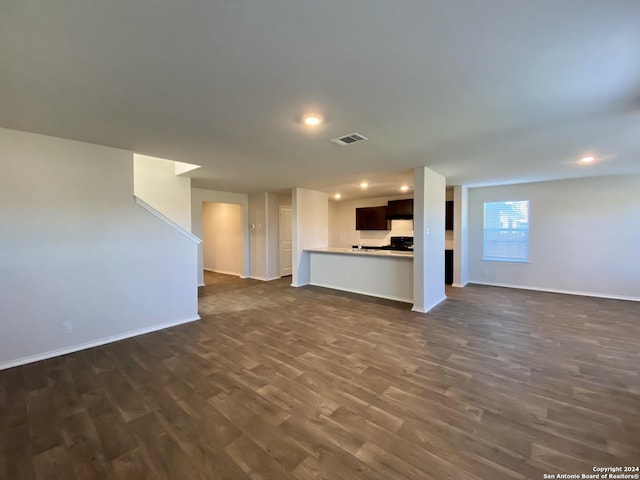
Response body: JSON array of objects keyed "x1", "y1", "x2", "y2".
[{"x1": 483, "y1": 200, "x2": 529, "y2": 262}]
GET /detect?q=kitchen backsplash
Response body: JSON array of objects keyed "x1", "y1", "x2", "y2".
[
  {"x1": 445, "y1": 230, "x2": 454, "y2": 250},
  {"x1": 357, "y1": 219, "x2": 414, "y2": 246},
  {"x1": 359, "y1": 222, "x2": 454, "y2": 249}
]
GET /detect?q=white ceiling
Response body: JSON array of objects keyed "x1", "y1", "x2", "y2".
[{"x1": 1, "y1": 1, "x2": 639, "y2": 200}]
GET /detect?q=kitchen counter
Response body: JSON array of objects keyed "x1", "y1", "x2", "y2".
[
  {"x1": 305, "y1": 247, "x2": 413, "y2": 258},
  {"x1": 305, "y1": 248, "x2": 413, "y2": 303}
]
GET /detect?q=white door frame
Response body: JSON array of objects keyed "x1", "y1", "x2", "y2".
[{"x1": 279, "y1": 205, "x2": 293, "y2": 277}]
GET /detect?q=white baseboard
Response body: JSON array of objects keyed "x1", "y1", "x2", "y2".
[
  {"x1": 411, "y1": 295, "x2": 447, "y2": 314},
  {"x1": 198, "y1": 283, "x2": 205, "y2": 287},
  {"x1": 204, "y1": 268, "x2": 242, "y2": 277},
  {"x1": 469, "y1": 281, "x2": 640, "y2": 302},
  {"x1": 451, "y1": 282, "x2": 468, "y2": 288},
  {"x1": 309, "y1": 282, "x2": 413, "y2": 304},
  {"x1": 248, "y1": 275, "x2": 281, "y2": 281},
  {"x1": 0, "y1": 316, "x2": 200, "y2": 371}
]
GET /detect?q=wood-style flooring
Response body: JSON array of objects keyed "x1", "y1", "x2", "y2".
[{"x1": 1, "y1": 272, "x2": 639, "y2": 479}]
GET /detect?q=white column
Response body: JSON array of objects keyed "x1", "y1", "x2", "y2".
[
  {"x1": 412, "y1": 166, "x2": 446, "y2": 313},
  {"x1": 453, "y1": 185, "x2": 469, "y2": 287},
  {"x1": 292, "y1": 188, "x2": 329, "y2": 287}
]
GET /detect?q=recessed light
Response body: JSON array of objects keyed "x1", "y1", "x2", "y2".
[
  {"x1": 334, "y1": 193, "x2": 341, "y2": 200},
  {"x1": 400, "y1": 185, "x2": 410, "y2": 192},
  {"x1": 303, "y1": 115, "x2": 322, "y2": 126},
  {"x1": 580, "y1": 155, "x2": 595, "y2": 164},
  {"x1": 360, "y1": 182, "x2": 369, "y2": 189}
]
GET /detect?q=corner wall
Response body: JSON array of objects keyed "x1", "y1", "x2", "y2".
[
  {"x1": 202, "y1": 202, "x2": 244, "y2": 276},
  {"x1": 468, "y1": 175, "x2": 640, "y2": 300},
  {"x1": 0, "y1": 128, "x2": 199, "y2": 369},
  {"x1": 292, "y1": 188, "x2": 328, "y2": 287},
  {"x1": 249, "y1": 192, "x2": 268, "y2": 280}
]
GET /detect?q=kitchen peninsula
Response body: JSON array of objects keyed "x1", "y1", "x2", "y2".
[{"x1": 304, "y1": 247, "x2": 413, "y2": 303}]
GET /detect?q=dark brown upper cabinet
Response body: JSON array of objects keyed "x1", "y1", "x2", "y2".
[
  {"x1": 356, "y1": 206, "x2": 390, "y2": 230},
  {"x1": 445, "y1": 200, "x2": 454, "y2": 230},
  {"x1": 386, "y1": 199, "x2": 413, "y2": 219}
]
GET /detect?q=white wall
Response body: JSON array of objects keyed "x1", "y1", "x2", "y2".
[
  {"x1": 292, "y1": 188, "x2": 329, "y2": 287},
  {"x1": 174, "y1": 161, "x2": 201, "y2": 176},
  {"x1": 310, "y1": 253, "x2": 413, "y2": 303},
  {"x1": 191, "y1": 188, "x2": 250, "y2": 284},
  {"x1": 413, "y1": 166, "x2": 446, "y2": 313},
  {"x1": 0, "y1": 128, "x2": 199, "y2": 369},
  {"x1": 249, "y1": 192, "x2": 268, "y2": 280},
  {"x1": 468, "y1": 175, "x2": 640, "y2": 300},
  {"x1": 246, "y1": 192, "x2": 294, "y2": 281},
  {"x1": 134, "y1": 153, "x2": 192, "y2": 231},
  {"x1": 329, "y1": 194, "x2": 414, "y2": 247},
  {"x1": 453, "y1": 185, "x2": 469, "y2": 287},
  {"x1": 202, "y1": 202, "x2": 243, "y2": 276}
]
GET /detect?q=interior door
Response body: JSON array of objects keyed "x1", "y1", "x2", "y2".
[{"x1": 279, "y1": 206, "x2": 293, "y2": 277}]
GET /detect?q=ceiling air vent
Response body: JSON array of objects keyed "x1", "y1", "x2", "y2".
[{"x1": 329, "y1": 133, "x2": 368, "y2": 146}]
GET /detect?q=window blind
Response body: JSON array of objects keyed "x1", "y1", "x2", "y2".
[{"x1": 483, "y1": 201, "x2": 529, "y2": 261}]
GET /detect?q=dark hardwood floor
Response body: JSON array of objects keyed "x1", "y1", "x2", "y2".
[{"x1": 1, "y1": 272, "x2": 639, "y2": 479}]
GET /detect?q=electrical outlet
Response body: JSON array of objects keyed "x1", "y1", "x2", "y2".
[{"x1": 62, "y1": 322, "x2": 73, "y2": 334}]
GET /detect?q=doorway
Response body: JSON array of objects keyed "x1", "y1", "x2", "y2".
[
  {"x1": 279, "y1": 205, "x2": 292, "y2": 277},
  {"x1": 202, "y1": 202, "x2": 244, "y2": 277}
]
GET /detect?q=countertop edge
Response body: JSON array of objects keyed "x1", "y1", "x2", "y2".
[{"x1": 305, "y1": 248, "x2": 414, "y2": 258}]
